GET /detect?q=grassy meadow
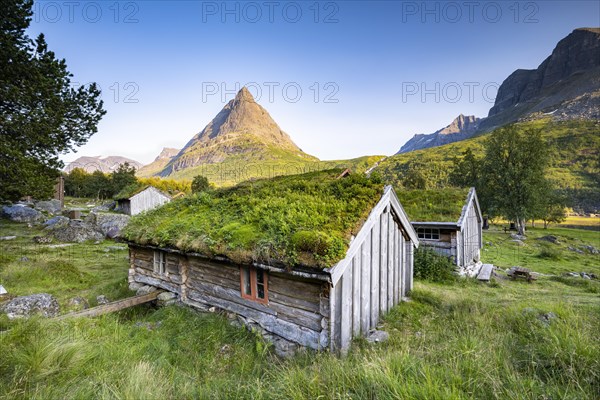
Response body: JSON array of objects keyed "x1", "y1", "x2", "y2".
[{"x1": 1, "y1": 219, "x2": 599, "y2": 399}]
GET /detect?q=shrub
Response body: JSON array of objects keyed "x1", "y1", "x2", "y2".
[
  {"x1": 538, "y1": 245, "x2": 562, "y2": 260},
  {"x1": 413, "y1": 247, "x2": 456, "y2": 282}
]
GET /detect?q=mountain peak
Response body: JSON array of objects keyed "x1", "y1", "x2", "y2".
[
  {"x1": 159, "y1": 84, "x2": 315, "y2": 175},
  {"x1": 235, "y1": 86, "x2": 255, "y2": 102}
]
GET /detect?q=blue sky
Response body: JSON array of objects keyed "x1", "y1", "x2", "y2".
[{"x1": 28, "y1": 0, "x2": 600, "y2": 165}]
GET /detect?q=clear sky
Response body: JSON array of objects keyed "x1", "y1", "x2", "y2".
[{"x1": 28, "y1": 0, "x2": 600, "y2": 165}]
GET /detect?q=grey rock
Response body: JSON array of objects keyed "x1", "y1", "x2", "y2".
[
  {"x1": 0, "y1": 236, "x2": 16, "y2": 241},
  {"x1": 273, "y1": 337, "x2": 298, "y2": 358},
  {"x1": 33, "y1": 236, "x2": 53, "y2": 244},
  {"x1": 538, "y1": 312, "x2": 558, "y2": 326},
  {"x1": 157, "y1": 292, "x2": 176, "y2": 301},
  {"x1": 67, "y1": 296, "x2": 89, "y2": 310},
  {"x1": 2, "y1": 205, "x2": 44, "y2": 223},
  {"x1": 136, "y1": 285, "x2": 157, "y2": 296},
  {"x1": 1, "y1": 293, "x2": 59, "y2": 319},
  {"x1": 581, "y1": 273, "x2": 591, "y2": 280},
  {"x1": 34, "y1": 200, "x2": 62, "y2": 215},
  {"x1": 538, "y1": 235, "x2": 560, "y2": 244},
  {"x1": 20, "y1": 256, "x2": 29, "y2": 262},
  {"x1": 44, "y1": 216, "x2": 69, "y2": 229},
  {"x1": 582, "y1": 245, "x2": 599, "y2": 254},
  {"x1": 96, "y1": 295, "x2": 110, "y2": 305},
  {"x1": 568, "y1": 246, "x2": 585, "y2": 254},
  {"x1": 510, "y1": 233, "x2": 527, "y2": 241},
  {"x1": 46, "y1": 220, "x2": 104, "y2": 243},
  {"x1": 129, "y1": 282, "x2": 144, "y2": 291},
  {"x1": 91, "y1": 201, "x2": 116, "y2": 213},
  {"x1": 0, "y1": 285, "x2": 7, "y2": 295},
  {"x1": 366, "y1": 330, "x2": 390, "y2": 344},
  {"x1": 85, "y1": 211, "x2": 130, "y2": 239}
]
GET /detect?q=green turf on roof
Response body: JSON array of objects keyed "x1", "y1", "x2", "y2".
[
  {"x1": 395, "y1": 188, "x2": 470, "y2": 223},
  {"x1": 122, "y1": 169, "x2": 384, "y2": 269}
]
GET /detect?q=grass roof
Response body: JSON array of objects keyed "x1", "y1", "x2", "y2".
[
  {"x1": 122, "y1": 169, "x2": 384, "y2": 269},
  {"x1": 396, "y1": 188, "x2": 471, "y2": 223}
]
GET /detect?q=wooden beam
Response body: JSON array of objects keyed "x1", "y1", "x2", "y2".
[{"x1": 56, "y1": 291, "x2": 163, "y2": 320}]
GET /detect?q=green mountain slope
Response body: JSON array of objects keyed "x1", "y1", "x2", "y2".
[{"x1": 378, "y1": 119, "x2": 600, "y2": 213}]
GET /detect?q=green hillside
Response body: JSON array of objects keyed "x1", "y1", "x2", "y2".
[
  {"x1": 378, "y1": 119, "x2": 600, "y2": 213},
  {"x1": 165, "y1": 154, "x2": 385, "y2": 187}
]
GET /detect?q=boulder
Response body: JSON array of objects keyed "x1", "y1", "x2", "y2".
[
  {"x1": 96, "y1": 295, "x2": 110, "y2": 305},
  {"x1": 2, "y1": 205, "x2": 44, "y2": 223},
  {"x1": 366, "y1": 330, "x2": 390, "y2": 344},
  {"x1": 34, "y1": 199, "x2": 62, "y2": 215},
  {"x1": 85, "y1": 211, "x2": 130, "y2": 239},
  {"x1": 67, "y1": 296, "x2": 89, "y2": 310},
  {"x1": 136, "y1": 285, "x2": 157, "y2": 296},
  {"x1": 44, "y1": 216, "x2": 70, "y2": 229},
  {"x1": 538, "y1": 235, "x2": 560, "y2": 244},
  {"x1": 46, "y1": 220, "x2": 104, "y2": 243},
  {"x1": 1, "y1": 293, "x2": 59, "y2": 319},
  {"x1": 91, "y1": 201, "x2": 116, "y2": 213}
]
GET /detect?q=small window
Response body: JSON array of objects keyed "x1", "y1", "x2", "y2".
[
  {"x1": 153, "y1": 251, "x2": 166, "y2": 275},
  {"x1": 417, "y1": 228, "x2": 440, "y2": 240},
  {"x1": 240, "y1": 266, "x2": 268, "y2": 303}
]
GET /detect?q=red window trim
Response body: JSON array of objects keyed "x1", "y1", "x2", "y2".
[{"x1": 240, "y1": 266, "x2": 268, "y2": 304}]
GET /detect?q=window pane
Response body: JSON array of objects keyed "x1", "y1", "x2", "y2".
[
  {"x1": 242, "y1": 267, "x2": 251, "y2": 295},
  {"x1": 256, "y1": 269, "x2": 264, "y2": 284},
  {"x1": 257, "y1": 284, "x2": 265, "y2": 299}
]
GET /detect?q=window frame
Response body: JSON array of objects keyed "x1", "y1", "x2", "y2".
[
  {"x1": 417, "y1": 227, "x2": 440, "y2": 240},
  {"x1": 240, "y1": 266, "x2": 268, "y2": 304},
  {"x1": 153, "y1": 250, "x2": 166, "y2": 275}
]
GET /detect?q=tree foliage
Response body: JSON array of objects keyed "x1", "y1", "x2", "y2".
[
  {"x1": 191, "y1": 175, "x2": 210, "y2": 193},
  {"x1": 0, "y1": 0, "x2": 105, "y2": 201},
  {"x1": 479, "y1": 125, "x2": 553, "y2": 234}
]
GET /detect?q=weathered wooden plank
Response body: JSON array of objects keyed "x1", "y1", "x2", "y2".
[
  {"x1": 352, "y1": 256, "x2": 361, "y2": 337},
  {"x1": 392, "y1": 221, "x2": 398, "y2": 305},
  {"x1": 133, "y1": 258, "x2": 152, "y2": 270},
  {"x1": 186, "y1": 280, "x2": 276, "y2": 316},
  {"x1": 188, "y1": 269, "x2": 240, "y2": 290},
  {"x1": 380, "y1": 211, "x2": 388, "y2": 313},
  {"x1": 56, "y1": 291, "x2": 163, "y2": 320},
  {"x1": 189, "y1": 260, "x2": 240, "y2": 282},
  {"x1": 360, "y1": 233, "x2": 371, "y2": 334},
  {"x1": 186, "y1": 289, "x2": 321, "y2": 349},
  {"x1": 132, "y1": 249, "x2": 153, "y2": 262},
  {"x1": 269, "y1": 291, "x2": 320, "y2": 313},
  {"x1": 320, "y1": 290, "x2": 330, "y2": 317},
  {"x1": 330, "y1": 278, "x2": 342, "y2": 352},
  {"x1": 399, "y1": 233, "x2": 404, "y2": 300},
  {"x1": 269, "y1": 302, "x2": 323, "y2": 331},
  {"x1": 340, "y1": 269, "x2": 352, "y2": 352},
  {"x1": 370, "y1": 218, "x2": 380, "y2": 328},
  {"x1": 134, "y1": 273, "x2": 180, "y2": 294},
  {"x1": 269, "y1": 275, "x2": 322, "y2": 299},
  {"x1": 387, "y1": 212, "x2": 394, "y2": 308}
]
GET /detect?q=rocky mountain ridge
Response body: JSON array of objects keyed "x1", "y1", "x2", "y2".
[
  {"x1": 397, "y1": 27, "x2": 600, "y2": 154},
  {"x1": 64, "y1": 156, "x2": 143, "y2": 173}
]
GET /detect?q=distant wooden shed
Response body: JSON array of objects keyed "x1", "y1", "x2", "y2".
[
  {"x1": 116, "y1": 186, "x2": 171, "y2": 216},
  {"x1": 397, "y1": 187, "x2": 483, "y2": 276},
  {"x1": 123, "y1": 171, "x2": 418, "y2": 354}
]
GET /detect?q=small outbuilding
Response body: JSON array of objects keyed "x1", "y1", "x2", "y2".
[
  {"x1": 115, "y1": 186, "x2": 171, "y2": 216},
  {"x1": 123, "y1": 170, "x2": 418, "y2": 354},
  {"x1": 397, "y1": 187, "x2": 483, "y2": 277}
]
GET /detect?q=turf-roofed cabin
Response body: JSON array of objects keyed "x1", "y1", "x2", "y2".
[
  {"x1": 123, "y1": 170, "x2": 419, "y2": 354},
  {"x1": 397, "y1": 187, "x2": 483, "y2": 276}
]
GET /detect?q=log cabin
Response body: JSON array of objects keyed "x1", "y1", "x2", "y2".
[
  {"x1": 397, "y1": 187, "x2": 483, "y2": 277},
  {"x1": 123, "y1": 170, "x2": 419, "y2": 354}
]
